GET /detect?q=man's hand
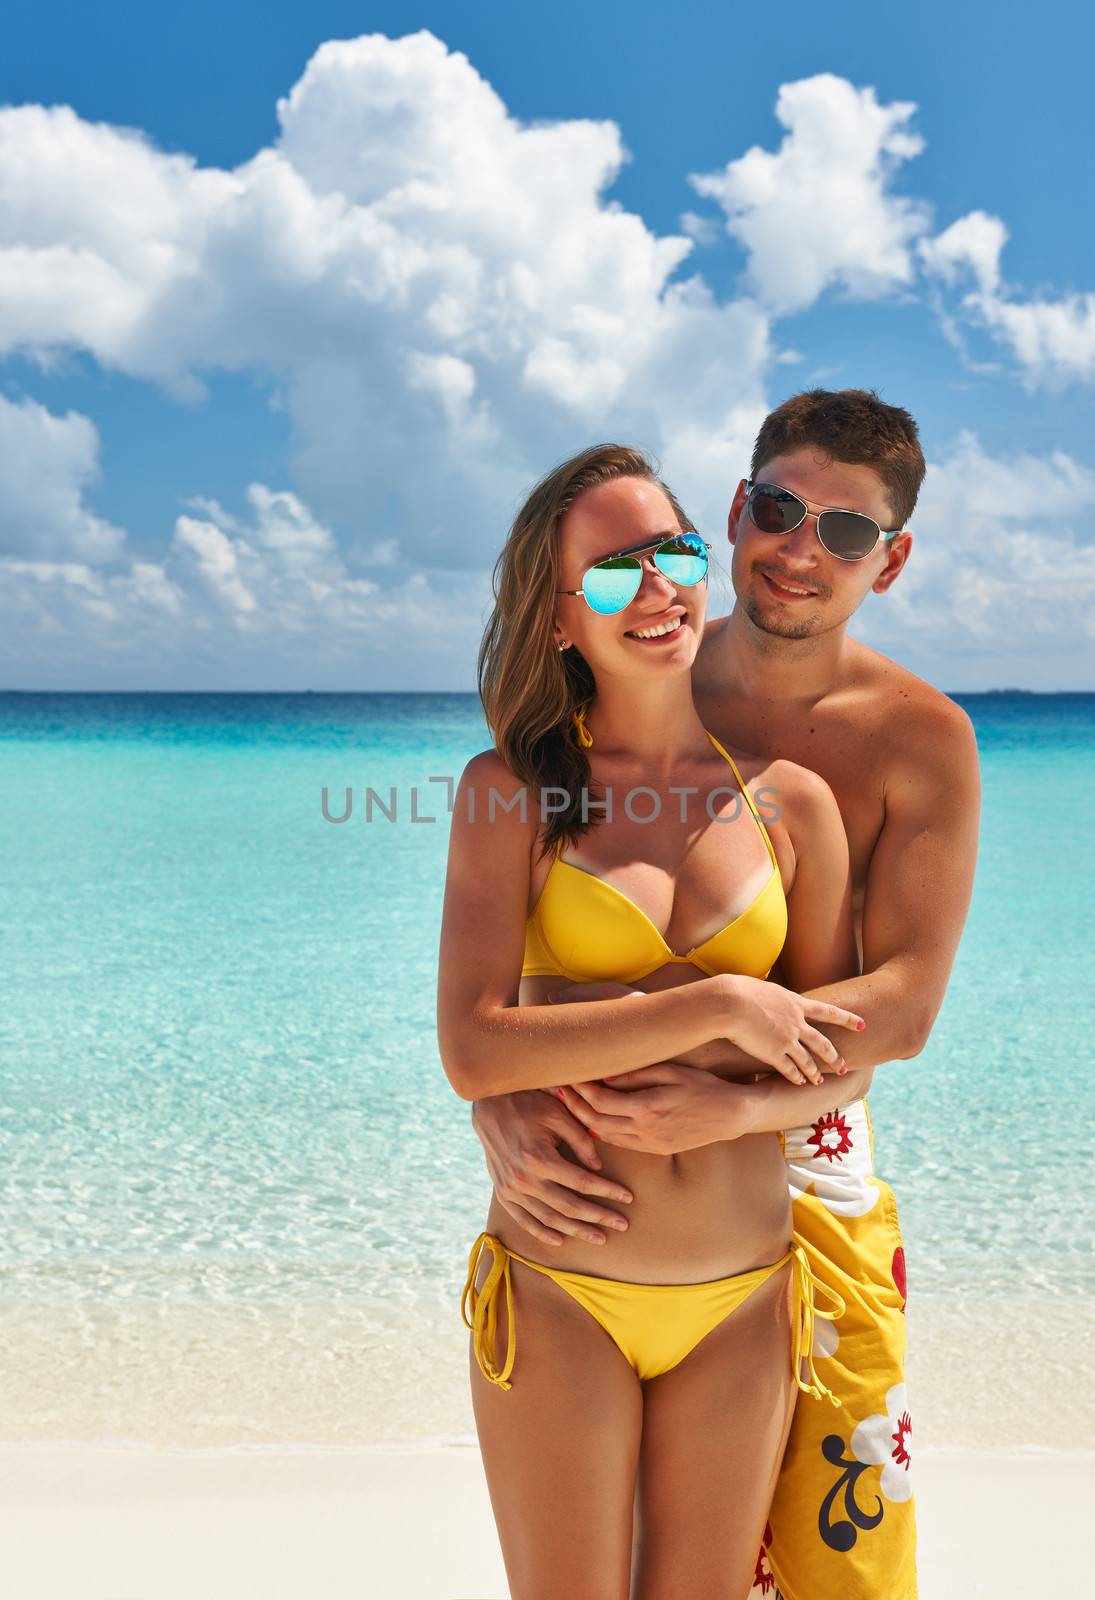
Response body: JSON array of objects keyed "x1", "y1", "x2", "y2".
[
  {"x1": 555, "y1": 1064, "x2": 753, "y2": 1154},
  {"x1": 470, "y1": 1090, "x2": 634, "y2": 1247}
]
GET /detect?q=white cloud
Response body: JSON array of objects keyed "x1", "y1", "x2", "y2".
[
  {"x1": 920, "y1": 209, "x2": 1095, "y2": 388},
  {"x1": 0, "y1": 469, "x2": 492, "y2": 687},
  {"x1": 852, "y1": 433, "x2": 1095, "y2": 685},
  {"x1": 0, "y1": 30, "x2": 771, "y2": 573},
  {"x1": 918, "y1": 210, "x2": 1007, "y2": 295},
  {"x1": 972, "y1": 291, "x2": 1095, "y2": 388},
  {"x1": 172, "y1": 515, "x2": 260, "y2": 619},
  {"x1": 170, "y1": 483, "x2": 362, "y2": 628},
  {"x1": 679, "y1": 211, "x2": 722, "y2": 247},
  {"x1": 689, "y1": 75, "x2": 930, "y2": 315},
  {"x1": 0, "y1": 393, "x2": 125, "y2": 561}
]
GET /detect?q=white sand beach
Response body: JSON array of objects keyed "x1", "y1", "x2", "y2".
[
  {"x1": 1, "y1": 1441, "x2": 1091, "y2": 1598},
  {"x1": 1, "y1": 1289, "x2": 1092, "y2": 1594}
]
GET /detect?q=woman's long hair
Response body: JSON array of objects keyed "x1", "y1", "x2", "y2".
[{"x1": 478, "y1": 443, "x2": 695, "y2": 857}]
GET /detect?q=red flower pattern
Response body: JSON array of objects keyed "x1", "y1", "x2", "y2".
[
  {"x1": 752, "y1": 1521, "x2": 776, "y2": 1594},
  {"x1": 806, "y1": 1109, "x2": 854, "y2": 1163},
  {"x1": 892, "y1": 1245, "x2": 907, "y2": 1311},
  {"x1": 891, "y1": 1409, "x2": 912, "y2": 1470}
]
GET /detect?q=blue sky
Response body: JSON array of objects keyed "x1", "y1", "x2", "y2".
[{"x1": 1, "y1": 0, "x2": 1093, "y2": 689}]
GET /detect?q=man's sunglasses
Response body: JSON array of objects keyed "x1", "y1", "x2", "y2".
[
  {"x1": 744, "y1": 480, "x2": 902, "y2": 561},
  {"x1": 557, "y1": 532, "x2": 711, "y2": 616}
]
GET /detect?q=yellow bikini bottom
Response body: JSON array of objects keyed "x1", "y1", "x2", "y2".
[{"x1": 462, "y1": 1231, "x2": 844, "y2": 1404}]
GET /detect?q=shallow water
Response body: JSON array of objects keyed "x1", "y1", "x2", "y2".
[{"x1": 1, "y1": 690, "x2": 1091, "y2": 1441}]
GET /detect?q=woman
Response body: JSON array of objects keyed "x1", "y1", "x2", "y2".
[{"x1": 437, "y1": 444, "x2": 863, "y2": 1599}]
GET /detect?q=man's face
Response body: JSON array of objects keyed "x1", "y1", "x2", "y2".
[{"x1": 727, "y1": 447, "x2": 911, "y2": 640}]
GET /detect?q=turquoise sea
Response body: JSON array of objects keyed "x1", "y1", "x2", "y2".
[{"x1": 1, "y1": 691, "x2": 1092, "y2": 1446}]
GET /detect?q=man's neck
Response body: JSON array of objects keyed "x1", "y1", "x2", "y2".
[{"x1": 698, "y1": 604, "x2": 852, "y2": 706}]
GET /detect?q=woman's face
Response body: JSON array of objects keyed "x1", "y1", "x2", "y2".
[{"x1": 554, "y1": 476, "x2": 706, "y2": 681}]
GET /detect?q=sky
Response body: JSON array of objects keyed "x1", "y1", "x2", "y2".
[{"x1": 1, "y1": 0, "x2": 1093, "y2": 691}]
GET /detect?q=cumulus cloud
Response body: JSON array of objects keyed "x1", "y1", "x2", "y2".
[
  {"x1": 971, "y1": 291, "x2": 1095, "y2": 388},
  {"x1": 0, "y1": 465, "x2": 490, "y2": 687},
  {"x1": 689, "y1": 75, "x2": 930, "y2": 315},
  {"x1": 918, "y1": 211, "x2": 1007, "y2": 295},
  {"x1": 852, "y1": 433, "x2": 1095, "y2": 685},
  {"x1": 0, "y1": 392, "x2": 125, "y2": 561},
  {"x1": 0, "y1": 31, "x2": 771, "y2": 568},
  {"x1": 920, "y1": 209, "x2": 1095, "y2": 388}
]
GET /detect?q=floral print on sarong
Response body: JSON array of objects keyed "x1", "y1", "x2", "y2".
[{"x1": 748, "y1": 1097, "x2": 918, "y2": 1600}]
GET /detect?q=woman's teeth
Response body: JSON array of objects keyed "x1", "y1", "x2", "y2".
[{"x1": 627, "y1": 616, "x2": 683, "y2": 640}]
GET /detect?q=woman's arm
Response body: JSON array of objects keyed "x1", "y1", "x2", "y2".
[
  {"x1": 437, "y1": 751, "x2": 864, "y2": 1101},
  {"x1": 772, "y1": 757, "x2": 859, "y2": 994}
]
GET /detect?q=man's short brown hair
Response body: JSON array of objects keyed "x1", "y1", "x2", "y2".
[{"x1": 750, "y1": 388, "x2": 926, "y2": 528}]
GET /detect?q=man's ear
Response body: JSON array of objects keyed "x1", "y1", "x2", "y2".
[
  {"x1": 872, "y1": 532, "x2": 912, "y2": 593},
  {"x1": 727, "y1": 479, "x2": 749, "y2": 547}
]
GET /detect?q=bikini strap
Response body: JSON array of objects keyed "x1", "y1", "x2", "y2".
[
  {"x1": 786, "y1": 1241, "x2": 846, "y2": 1407},
  {"x1": 572, "y1": 702, "x2": 594, "y2": 749},
  {"x1": 462, "y1": 1232, "x2": 517, "y2": 1390},
  {"x1": 704, "y1": 730, "x2": 779, "y2": 869}
]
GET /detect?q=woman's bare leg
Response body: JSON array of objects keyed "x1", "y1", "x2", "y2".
[
  {"x1": 470, "y1": 1255, "x2": 645, "y2": 1600},
  {"x1": 631, "y1": 1262, "x2": 797, "y2": 1600}
]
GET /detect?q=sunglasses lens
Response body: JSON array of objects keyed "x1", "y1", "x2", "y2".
[
  {"x1": 817, "y1": 511, "x2": 880, "y2": 560},
  {"x1": 654, "y1": 534, "x2": 708, "y2": 587},
  {"x1": 583, "y1": 557, "x2": 643, "y2": 614},
  {"x1": 749, "y1": 485, "x2": 804, "y2": 534}
]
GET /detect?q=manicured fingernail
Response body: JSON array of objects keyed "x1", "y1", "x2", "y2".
[
  {"x1": 857, "y1": 1019, "x2": 866, "y2": 1030},
  {"x1": 590, "y1": 1128, "x2": 600, "y2": 1139},
  {"x1": 839, "y1": 1064, "x2": 848, "y2": 1075},
  {"x1": 555, "y1": 1088, "x2": 566, "y2": 1100}
]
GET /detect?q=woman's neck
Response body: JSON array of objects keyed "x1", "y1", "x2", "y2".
[{"x1": 579, "y1": 676, "x2": 713, "y2": 772}]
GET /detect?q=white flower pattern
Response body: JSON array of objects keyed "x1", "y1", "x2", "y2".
[
  {"x1": 782, "y1": 1096, "x2": 881, "y2": 1217},
  {"x1": 850, "y1": 1383, "x2": 913, "y2": 1502}
]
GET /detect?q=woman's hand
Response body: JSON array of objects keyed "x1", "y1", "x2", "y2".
[
  {"x1": 556, "y1": 1064, "x2": 754, "y2": 1153},
  {"x1": 718, "y1": 973, "x2": 864, "y2": 1086},
  {"x1": 470, "y1": 1090, "x2": 634, "y2": 1247}
]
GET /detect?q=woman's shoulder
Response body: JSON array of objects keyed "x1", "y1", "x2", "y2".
[
  {"x1": 754, "y1": 759, "x2": 844, "y2": 863},
  {"x1": 454, "y1": 748, "x2": 540, "y2": 839},
  {"x1": 726, "y1": 751, "x2": 841, "y2": 846},
  {"x1": 720, "y1": 746, "x2": 833, "y2": 805},
  {"x1": 459, "y1": 746, "x2": 520, "y2": 790}
]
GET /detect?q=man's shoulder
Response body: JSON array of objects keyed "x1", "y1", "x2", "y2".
[{"x1": 848, "y1": 640, "x2": 976, "y2": 749}]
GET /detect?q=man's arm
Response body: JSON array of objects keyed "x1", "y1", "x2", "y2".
[
  {"x1": 798, "y1": 695, "x2": 980, "y2": 1065},
  {"x1": 469, "y1": 1090, "x2": 636, "y2": 1248}
]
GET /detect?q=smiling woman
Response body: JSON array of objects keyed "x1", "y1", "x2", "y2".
[{"x1": 438, "y1": 440, "x2": 867, "y2": 1598}]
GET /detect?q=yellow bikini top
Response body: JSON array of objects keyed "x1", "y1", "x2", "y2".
[{"x1": 522, "y1": 706, "x2": 788, "y2": 985}]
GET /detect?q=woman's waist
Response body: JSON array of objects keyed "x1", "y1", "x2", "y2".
[{"x1": 486, "y1": 1135, "x2": 792, "y2": 1282}]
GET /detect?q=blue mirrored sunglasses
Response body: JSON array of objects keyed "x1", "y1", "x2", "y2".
[{"x1": 557, "y1": 532, "x2": 711, "y2": 616}]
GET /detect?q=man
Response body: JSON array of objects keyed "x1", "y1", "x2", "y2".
[{"x1": 470, "y1": 388, "x2": 980, "y2": 1600}]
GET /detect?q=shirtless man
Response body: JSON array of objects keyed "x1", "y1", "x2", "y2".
[{"x1": 469, "y1": 388, "x2": 980, "y2": 1599}]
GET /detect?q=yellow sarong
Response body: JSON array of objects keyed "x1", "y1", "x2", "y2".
[{"x1": 750, "y1": 1097, "x2": 917, "y2": 1600}]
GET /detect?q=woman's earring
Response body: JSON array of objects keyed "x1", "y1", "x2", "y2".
[{"x1": 557, "y1": 640, "x2": 570, "y2": 652}]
